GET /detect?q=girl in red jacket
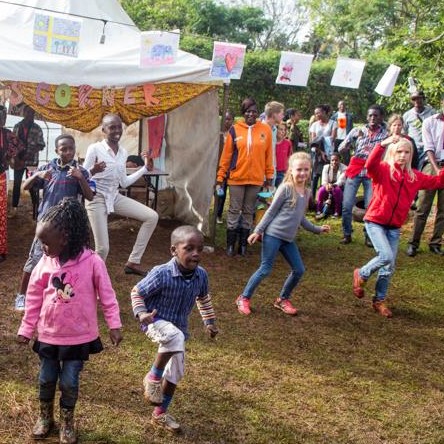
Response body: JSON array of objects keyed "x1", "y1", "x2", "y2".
[{"x1": 353, "y1": 137, "x2": 444, "y2": 317}]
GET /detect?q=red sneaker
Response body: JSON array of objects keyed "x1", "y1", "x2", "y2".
[
  {"x1": 273, "y1": 298, "x2": 298, "y2": 315},
  {"x1": 353, "y1": 268, "x2": 366, "y2": 299},
  {"x1": 235, "y1": 296, "x2": 251, "y2": 315},
  {"x1": 372, "y1": 300, "x2": 392, "y2": 318}
]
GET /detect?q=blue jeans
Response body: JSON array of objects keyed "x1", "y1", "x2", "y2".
[
  {"x1": 341, "y1": 175, "x2": 372, "y2": 236},
  {"x1": 275, "y1": 171, "x2": 285, "y2": 189},
  {"x1": 242, "y1": 234, "x2": 305, "y2": 299},
  {"x1": 39, "y1": 358, "x2": 84, "y2": 408},
  {"x1": 359, "y1": 222, "x2": 400, "y2": 301}
]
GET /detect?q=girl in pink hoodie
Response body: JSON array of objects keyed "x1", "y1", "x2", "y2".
[{"x1": 17, "y1": 198, "x2": 122, "y2": 444}]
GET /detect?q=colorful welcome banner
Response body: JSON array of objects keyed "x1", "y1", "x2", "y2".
[
  {"x1": 33, "y1": 12, "x2": 81, "y2": 58},
  {"x1": 140, "y1": 31, "x2": 180, "y2": 67},
  {"x1": 2, "y1": 81, "x2": 218, "y2": 132},
  {"x1": 210, "y1": 42, "x2": 246, "y2": 80}
]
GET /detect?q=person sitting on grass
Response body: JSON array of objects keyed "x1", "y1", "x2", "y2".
[
  {"x1": 352, "y1": 137, "x2": 444, "y2": 318},
  {"x1": 235, "y1": 152, "x2": 330, "y2": 317},
  {"x1": 14, "y1": 134, "x2": 93, "y2": 312},
  {"x1": 17, "y1": 198, "x2": 122, "y2": 443},
  {"x1": 315, "y1": 153, "x2": 346, "y2": 220},
  {"x1": 130, "y1": 225, "x2": 218, "y2": 434}
]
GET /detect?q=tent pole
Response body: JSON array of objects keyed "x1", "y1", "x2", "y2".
[
  {"x1": 138, "y1": 118, "x2": 143, "y2": 155},
  {"x1": 209, "y1": 81, "x2": 230, "y2": 247}
]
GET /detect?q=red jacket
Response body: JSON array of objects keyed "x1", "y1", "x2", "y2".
[{"x1": 364, "y1": 144, "x2": 444, "y2": 228}]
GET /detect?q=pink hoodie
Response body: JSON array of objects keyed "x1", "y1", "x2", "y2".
[{"x1": 18, "y1": 249, "x2": 121, "y2": 346}]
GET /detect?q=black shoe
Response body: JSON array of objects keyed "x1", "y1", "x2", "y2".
[
  {"x1": 340, "y1": 235, "x2": 352, "y2": 244},
  {"x1": 429, "y1": 245, "x2": 444, "y2": 255},
  {"x1": 124, "y1": 265, "x2": 147, "y2": 276},
  {"x1": 406, "y1": 245, "x2": 417, "y2": 257}
]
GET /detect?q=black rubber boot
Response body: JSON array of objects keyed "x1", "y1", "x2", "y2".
[
  {"x1": 226, "y1": 229, "x2": 238, "y2": 257},
  {"x1": 238, "y1": 228, "x2": 250, "y2": 256}
]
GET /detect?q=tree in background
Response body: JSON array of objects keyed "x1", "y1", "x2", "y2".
[{"x1": 302, "y1": 0, "x2": 444, "y2": 110}]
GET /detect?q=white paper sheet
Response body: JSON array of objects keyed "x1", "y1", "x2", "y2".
[
  {"x1": 331, "y1": 57, "x2": 366, "y2": 89},
  {"x1": 275, "y1": 52, "x2": 314, "y2": 86},
  {"x1": 375, "y1": 64, "x2": 401, "y2": 97}
]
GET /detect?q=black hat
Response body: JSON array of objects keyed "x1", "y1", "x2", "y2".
[{"x1": 410, "y1": 90, "x2": 425, "y2": 99}]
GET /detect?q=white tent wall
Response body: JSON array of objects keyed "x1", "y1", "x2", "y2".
[{"x1": 162, "y1": 90, "x2": 220, "y2": 234}]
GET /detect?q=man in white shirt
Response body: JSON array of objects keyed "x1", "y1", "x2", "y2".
[
  {"x1": 407, "y1": 95, "x2": 444, "y2": 256},
  {"x1": 84, "y1": 113, "x2": 159, "y2": 274}
]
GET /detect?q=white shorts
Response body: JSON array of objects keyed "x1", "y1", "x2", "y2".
[{"x1": 145, "y1": 320, "x2": 185, "y2": 385}]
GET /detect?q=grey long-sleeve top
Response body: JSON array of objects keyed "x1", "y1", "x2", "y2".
[{"x1": 254, "y1": 184, "x2": 322, "y2": 242}]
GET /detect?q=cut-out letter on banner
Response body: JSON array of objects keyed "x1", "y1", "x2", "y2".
[
  {"x1": 331, "y1": 57, "x2": 366, "y2": 89},
  {"x1": 275, "y1": 52, "x2": 314, "y2": 86},
  {"x1": 375, "y1": 65, "x2": 401, "y2": 97},
  {"x1": 210, "y1": 42, "x2": 246, "y2": 80}
]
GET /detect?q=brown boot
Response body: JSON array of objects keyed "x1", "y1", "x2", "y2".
[
  {"x1": 59, "y1": 407, "x2": 77, "y2": 444},
  {"x1": 32, "y1": 400, "x2": 54, "y2": 439}
]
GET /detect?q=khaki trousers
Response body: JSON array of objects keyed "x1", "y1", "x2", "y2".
[
  {"x1": 86, "y1": 193, "x2": 158, "y2": 263},
  {"x1": 227, "y1": 185, "x2": 261, "y2": 230}
]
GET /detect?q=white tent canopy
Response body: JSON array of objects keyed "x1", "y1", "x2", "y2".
[
  {"x1": 0, "y1": 0, "x2": 213, "y2": 87},
  {"x1": 0, "y1": 0, "x2": 220, "y2": 233}
]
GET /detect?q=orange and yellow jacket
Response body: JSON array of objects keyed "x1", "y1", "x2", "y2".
[{"x1": 217, "y1": 120, "x2": 274, "y2": 186}]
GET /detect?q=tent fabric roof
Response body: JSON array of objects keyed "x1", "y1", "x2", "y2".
[{"x1": 0, "y1": 0, "x2": 214, "y2": 88}]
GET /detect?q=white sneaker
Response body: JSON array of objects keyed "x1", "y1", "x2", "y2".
[
  {"x1": 151, "y1": 412, "x2": 181, "y2": 433},
  {"x1": 216, "y1": 217, "x2": 223, "y2": 224},
  {"x1": 15, "y1": 294, "x2": 25, "y2": 312}
]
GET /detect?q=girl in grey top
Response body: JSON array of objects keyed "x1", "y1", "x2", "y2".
[{"x1": 236, "y1": 152, "x2": 330, "y2": 316}]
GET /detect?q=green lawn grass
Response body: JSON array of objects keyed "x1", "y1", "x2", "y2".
[{"x1": 1, "y1": 207, "x2": 444, "y2": 444}]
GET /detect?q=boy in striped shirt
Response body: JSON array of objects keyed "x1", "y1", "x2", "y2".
[{"x1": 131, "y1": 225, "x2": 218, "y2": 433}]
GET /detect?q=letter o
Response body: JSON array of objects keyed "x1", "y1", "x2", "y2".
[{"x1": 54, "y1": 84, "x2": 71, "y2": 108}]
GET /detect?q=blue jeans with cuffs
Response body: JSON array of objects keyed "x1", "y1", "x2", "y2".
[
  {"x1": 242, "y1": 234, "x2": 305, "y2": 299},
  {"x1": 359, "y1": 221, "x2": 400, "y2": 301}
]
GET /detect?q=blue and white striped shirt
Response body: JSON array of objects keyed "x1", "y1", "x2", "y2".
[{"x1": 131, "y1": 258, "x2": 209, "y2": 337}]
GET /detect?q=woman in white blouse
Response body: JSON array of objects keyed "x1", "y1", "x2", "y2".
[{"x1": 83, "y1": 113, "x2": 158, "y2": 275}]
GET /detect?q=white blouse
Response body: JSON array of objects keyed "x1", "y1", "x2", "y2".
[{"x1": 83, "y1": 140, "x2": 148, "y2": 213}]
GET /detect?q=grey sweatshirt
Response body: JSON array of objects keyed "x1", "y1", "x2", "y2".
[{"x1": 254, "y1": 183, "x2": 322, "y2": 242}]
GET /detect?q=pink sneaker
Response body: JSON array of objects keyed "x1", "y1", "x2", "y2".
[
  {"x1": 273, "y1": 298, "x2": 298, "y2": 315},
  {"x1": 236, "y1": 296, "x2": 251, "y2": 315}
]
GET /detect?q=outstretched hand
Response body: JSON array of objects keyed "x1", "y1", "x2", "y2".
[
  {"x1": 320, "y1": 225, "x2": 330, "y2": 233},
  {"x1": 138, "y1": 309, "x2": 158, "y2": 326},
  {"x1": 141, "y1": 150, "x2": 154, "y2": 171}
]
